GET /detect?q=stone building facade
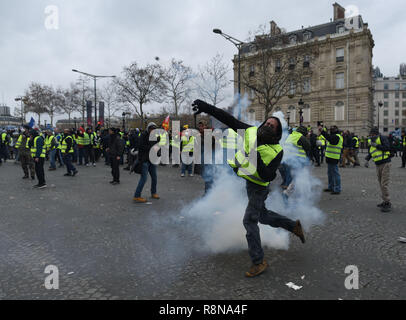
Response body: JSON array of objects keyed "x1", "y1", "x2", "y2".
[{"x1": 234, "y1": 3, "x2": 375, "y2": 136}]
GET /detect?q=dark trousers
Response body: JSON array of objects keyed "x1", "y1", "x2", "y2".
[
  {"x1": 244, "y1": 180, "x2": 296, "y2": 265},
  {"x1": 78, "y1": 147, "x2": 88, "y2": 165},
  {"x1": 34, "y1": 157, "x2": 46, "y2": 185},
  {"x1": 134, "y1": 161, "x2": 157, "y2": 197},
  {"x1": 63, "y1": 153, "x2": 76, "y2": 174},
  {"x1": 20, "y1": 153, "x2": 35, "y2": 177},
  {"x1": 110, "y1": 156, "x2": 120, "y2": 182},
  {"x1": 86, "y1": 145, "x2": 95, "y2": 163},
  {"x1": 402, "y1": 148, "x2": 406, "y2": 167},
  {"x1": 312, "y1": 147, "x2": 320, "y2": 165}
]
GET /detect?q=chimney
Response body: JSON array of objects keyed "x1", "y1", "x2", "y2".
[
  {"x1": 270, "y1": 20, "x2": 281, "y2": 36},
  {"x1": 333, "y1": 2, "x2": 345, "y2": 21}
]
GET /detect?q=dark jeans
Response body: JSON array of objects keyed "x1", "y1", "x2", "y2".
[
  {"x1": 63, "y1": 153, "x2": 76, "y2": 174},
  {"x1": 244, "y1": 180, "x2": 296, "y2": 265},
  {"x1": 134, "y1": 161, "x2": 157, "y2": 197},
  {"x1": 34, "y1": 157, "x2": 46, "y2": 185},
  {"x1": 110, "y1": 156, "x2": 120, "y2": 182},
  {"x1": 78, "y1": 147, "x2": 88, "y2": 165},
  {"x1": 327, "y1": 162, "x2": 341, "y2": 192},
  {"x1": 86, "y1": 145, "x2": 95, "y2": 163}
]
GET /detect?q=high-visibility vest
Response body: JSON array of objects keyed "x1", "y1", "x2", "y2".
[
  {"x1": 353, "y1": 136, "x2": 359, "y2": 149},
  {"x1": 159, "y1": 132, "x2": 168, "y2": 147},
  {"x1": 403, "y1": 136, "x2": 406, "y2": 147},
  {"x1": 369, "y1": 137, "x2": 390, "y2": 163},
  {"x1": 45, "y1": 135, "x2": 56, "y2": 151},
  {"x1": 221, "y1": 128, "x2": 239, "y2": 150},
  {"x1": 317, "y1": 135, "x2": 326, "y2": 146},
  {"x1": 170, "y1": 134, "x2": 180, "y2": 149},
  {"x1": 31, "y1": 136, "x2": 46, "y2": 158},
  {"x1": 1, "y1": 133, "x2": 8, "y2": 145},
  {"x1": 228, "y1": 126, "x2": 283, "y2": 187},
  {"x1": 56, "y1": 134, "x2": 63, "y2": 149},
  {"x1": 325, "y1": 134, "x2": 343, "y2": 160},
  {"x1": 16, "y1": 134, "x2": 23, "y2": 149},
  {"x1": 181, "y1": 135, "x2": 195, "y2": 152},
  {"x1": 284, "y1": 131, "x2": 306, "y2": 159},
  {"x1": 61, "y1": 135, "x2": 74, "y2": 154}
]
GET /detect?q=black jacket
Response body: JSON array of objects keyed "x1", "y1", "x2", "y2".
[
  {"x1": 138, "y1": 131, "x2": 159, "y2": 163},
  {"x1": 201, "y1": 104, "x2": 282, "y2": 183},
  {"x1": 107, "y1": 134, "x2": 124, "y2": 157}
]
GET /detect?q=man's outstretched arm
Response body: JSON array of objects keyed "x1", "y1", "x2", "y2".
[{"x1": 192, "y1": 100, "x2": 251, "y2": 132}]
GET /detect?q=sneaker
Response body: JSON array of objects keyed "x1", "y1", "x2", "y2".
[
  {"x1": 48, "y1": 168, "x2": 56, "y2": 171},
  {"x1": 22, "y1": 175, "x2": 29, "y2": 179},
  {"x1": 181, "y1": 173, "x2": 185, "y2": 177},
  {"x1": 323, "y1": 189, "x2": 332, "y2": 192},
  {"x1": 151, "y1": 194, "x2": 160, "y2": 200},
  {"x1": 93, "y1": 163, "x2": 96, "y2": 167},
  {"x1": 112, "y1": 181, "x2": 120, "y2": 185},
  {"x1": 189, "y1": 174, "x2": 194, "y2": 177},
  {"x1": 31, "y1": 176, "x2": 35, "y2": 180},
  {"x1": 72, "y1": 170, "x2": 78, "y2": 176},
  {"x1": 38, "y1": 184, "x2": 47, "y2": 189},
  {"x1": 123, "y1": 167, "x2": 130, "y2": 171},
  {"x1": 331, "y1": 191, "x2": 341, "y2": 195},
  {"x1": 85, "y1": 164, "x2": 90, "y2": 167},
  {"x1": 377, "y1": 202, "x2": 385, "y2": 208},
  {"x1": 381, "y1": 202, "x2": 392, "y2": 213},
  {"x1": 33, "y1": 184, "x2": 40, "y2": 188},
  {"x1": 292, "y1": 220, "x2": 306, "y2": 244},
  {"x1": 133, "y1": 197, "x2": 147, "y2": 203},
  {"x1": 64, "y1": 173, "x2": 72, "y2": 176},
  {"x1": 109, "y1": 181, "x2": 115, "y2": 184},
  {"x1": 245, "y1": 260, "x2": 268, "y2": 277}
]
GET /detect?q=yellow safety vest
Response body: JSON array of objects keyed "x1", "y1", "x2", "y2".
[
  {"x1": 228, "y1": 127, "x2": 283, "y2": 187},
  {"x1": 353, "y1": 137, "x2": 359, "y2": 149},
  {"x1": 369, "y1": 137, "x2": 390, "y2": 163},
  {"x1": 61, "y1": 136, "x2": 74, "y2": 154},
  {"x1": 170, "y1": 134, "x2": 180, "y2": 149},
  {"x1": 284, "y1": 131, "x2": 306, "y2": 158},
  {"x1": 325, "y1": 134, "x2": 343, "y2": 160},
  {"x1": 159, "y1": 132, "x2": 168, "y2": 147},
  {"x1": 31, "y1": 136, "x2": 46, "y2": 158},
  {"x1": 181, "y1": 135, "x2": 195, "y2": 152}
]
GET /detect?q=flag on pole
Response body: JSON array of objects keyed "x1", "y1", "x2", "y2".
[
  {"x1": 28, "y1": 117, "x2": 35, "y2": 128},
  {"x1": 162, "y1": 115, "x2": 170, "y2": 131}
]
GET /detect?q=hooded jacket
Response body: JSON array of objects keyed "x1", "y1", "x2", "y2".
[{"x1": 201, "y1": 104, "x2": 283, "y2": 182}]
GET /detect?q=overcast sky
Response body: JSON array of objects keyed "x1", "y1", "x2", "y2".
[{"x1": 0, "y1": 0, "x2": 405, "y2": 122}]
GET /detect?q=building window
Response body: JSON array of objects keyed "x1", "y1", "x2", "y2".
[
  {"x1": 383, "y1": 127, "x2": 388, "y2": 132},
  {"x1": 336, "y1": 72, "x2": 345, "y2": 89},
  {"x1": 303, "y1": 32, "x2": 311, "y2": 41},
  {"x1": 403, "y1": 83, "x2": 406, "y2": 90},
  {"x1": 383, "y1": 110, "x2": 388, "y2": 117},
  {"x1": 403, "y1": 92, "x2": 406, "y2": 99},
  {"x1": 249, "y1": 65, "x2": 255, "y2": 77},
  {"x1": 403, "y1": 110, "x2": 406, "y2": 117},
  {"x1": 248, "y1": 109, "x2": 256, "y2": 123},
  {"x1": 289, "y1": 80, "x2": 296, "y2": 95},
  {"x1": 289, "y1": 35, "x2": 297, "y2": 44},
  {"x1": 403, "y1": 101, "x2": 406, "y2": 108},
  {"x1": 395, "y1": 101, "x2": 399, "y2": 108},
  {"x1": 395, "y1": 119, "x2": 399, "y2": 126},
  {"x1": 337, "y1": 25, "x2": 345, "y2": 34},
  {"x1": 395, "y1": 83, "x2": 400, "y2": 90},
  {"x1": 384, "y1": 83, "x2": 389, "y2": 90},
  {"x1": 395, "y1": 92, "x2": 400, "y2": 99},
  {"x1": 335, "y1": 101, "x2": 345, "y2": 121},
  {"x1": 384, "y1": 93, "x2": 389, "y2": 99},
  {"x1": 288, "y1": 105, "x2": 296, "y2": 123},
  {"x1": 303, "y1": 78, "x2": 311, "y2": 93},
  {"x1": 289, "y1": 58, "x2": 296, "y2": 70},
  {"x1": 275, "y1": 59, "x2": 281, "y2": 72},
  {"x1": 384, "y1": 119, "x2": 388, "y2": 125},
  {"x1": 395, "y1": 110, "x2": 399, "y2": 116},
  {"x1": 336, "y1": 48, "x2": 345, "y2": 63},
  {"x1": 384, "y1": 101, "x2": 389, "y2": 108},
  {"x1": 303, "y1": 55, "x2": 310, "y2": 68},
  {"x1": 303, "y1": 105, "x2": 311, "y2": 123}
]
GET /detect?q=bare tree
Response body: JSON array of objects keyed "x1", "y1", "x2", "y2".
[
  {"x1": 241, "y1": 25, "x2": 317, "y2": 117},
  {"x1": 24, "y1": 82, "x2": 49, "y2": 126},
  {"x1": 75, "y1": 76, "x2": 93, "y2": 125},
  {"x1": 59, "y1": 83, "x2": 82, "y2": 123},
  {"x1": 161, "y1": 59, "x2": 193, "y2": 116},
  {"x1": 115, "y1": 62, "x2": 166, "y2": 126},
  {"x1": 43, "y1": 85, "x2": 63, "y2": 127},
  {"x1": 195, "y1": 53, "x2": 231, "y2": 107}
]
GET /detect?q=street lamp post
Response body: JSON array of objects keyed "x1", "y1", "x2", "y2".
[
  {"x1": 377, "y1": 101, "x2": 383, "y2": 133},
  {"x1": 298, "y1": 98, "x2": 304, "y2": 126},
  {"x1": 15, "y1": 97, "x2": 26, "y2": 126},
  {"x1": 72, "y1": 69, "x2": 116, "y2": 129},
  {"x1": 213, "y1": 28, "x2": 244, "y2": 120}
]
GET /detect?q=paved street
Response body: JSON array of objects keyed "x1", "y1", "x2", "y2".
[{"x1": 0, "y1": 155, "x2": 405, "y2": 300}]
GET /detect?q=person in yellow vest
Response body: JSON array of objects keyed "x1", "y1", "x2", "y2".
[
  {"x1": 180, "y1": 127, "x2": 195, "y2": 177},
  {"x1": 61, "y1": 128, "x2": 78, "y2": 177},
  {"x1": 0, "y1": 130, "x2": 10, "y2": 165},
  {"x1": 29, "y1": 129, "x2": 46, "y2": 188},
  {"x1": 400, "y1": 131, "x2": 406, "y2": 168},
  {"x1": 85, "y1": 128, "x2": 96, "y2": 166},
  {"x1": 170, "y1": 130, "x2": 180, "y2": 168},
  {"x1": 317, "y1": 134, "x2": 327, "y2": 164},
  {"x1": 351, "y1": 134, "x2": 361, "y2": 166},
  {"x1": 364, "y1": 127, "x2": 392, "y2": 212},
  {"x1": 45, "y1": 130, "x2": 58, "y2": 171},
  {"x1": 193, "y1": 99, "x2": 305, "y2": 278},
  {"x1": 319, "y1": 125, "x2": 343, "y2": 195},
  {"x1": 16, "y1": 125, "x2": 35, "y2": 179},
  {"x1": 280, "y1": 126, "x2": 311, "y2": 197}
]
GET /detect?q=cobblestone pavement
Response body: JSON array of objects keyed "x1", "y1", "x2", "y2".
[{"x1": 0, "y1": 155, "x2": 405, "y2": 300}]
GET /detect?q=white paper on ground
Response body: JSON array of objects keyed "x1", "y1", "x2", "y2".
[{"x1": 286, "y1": 282, "x2": 303, "y2": 290}]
